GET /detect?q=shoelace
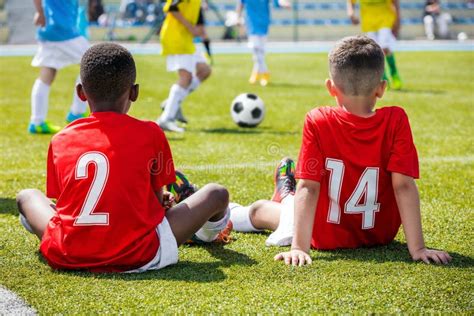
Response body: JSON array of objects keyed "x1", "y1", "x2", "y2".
[{"x1": 281, "y1": 176, "x2": 296, "y2": 195}]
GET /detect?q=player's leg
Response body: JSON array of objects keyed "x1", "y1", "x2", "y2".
[
  {"x1": 166, "y1": 183, "x2": 230, "y2": 245},
  {"x1": 437, "y1": 13, "x2": 452, "y2": 39},
  {"x1": 424, "y1": 15, "x2": 436, "y2": 40},
  {"x1": 379, "y1": 28, "x2": 402, "y2": 90},
  {"x1": 366, "y1": 31, "x2": 390, "y2": 85},
  {"x1": 66, "y1": 75, "x2": 88, "y2": 123},
  {"x1": 248, "y1": 35, "x2": 260, "y2": 84},
  {"x1": 29, "y1": 66, "x2": 61, "y2": 134},
  {"x1": 230, "y1": 200, "x2": 281, "y2": 232},
  {"x1": 257, "y1": 36, "x2": 270, "y2": 86},
  {"x1": 16, "y1": 189, "x2": 56, "y2": 240}
]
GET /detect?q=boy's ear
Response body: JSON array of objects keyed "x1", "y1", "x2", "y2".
[
  {"x1": 129, "y1": 84, "x2": 139, "y2": 102},
  {"x1": 375, "y1": 80, "x2": 387, "y2": 98},
  {"x1": 325, "y1": 79, "x2": 338, "y2": 97},
  {"x1": 76, "y1": 83, "x2": 87, "y2": 102}
]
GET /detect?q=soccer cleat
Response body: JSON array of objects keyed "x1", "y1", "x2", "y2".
[
  {"x1": 271, "y1": 157, "x2": 296, "y2": 203},
  {"x1": 260, "y1": 72, "x2": 270, "y2": 87},
  {"x1": 166, "y1": 170, "x2": 198, "y2": 204},
  {"x1": 28, "y1": 121, "x2": 61, "y2": 134},
  {"x1": 391, "y1": 73, "x2": 403, "y2": 90},
  {"x1": 249, "y1": 71, "x2": 260, "y2": 84},
  {"x1": 186, "y1": 220, "x2": 234, "y2": 245},
  {"x1": 66, "y1": 111, "x2": 87, "y2": 123},
  {"x1": 157, "y1": 119, "x2": 185, "y2": 133}
]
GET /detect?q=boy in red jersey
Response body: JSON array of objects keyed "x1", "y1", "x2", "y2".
[
  {"x1": 17, "y1": 43, "x2": 230, "y2": 273},
  {"x1": 272, "y1": 36, "x2": 451, "y2": 266}
]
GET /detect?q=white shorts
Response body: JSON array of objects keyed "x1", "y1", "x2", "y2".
[
  {"x1": 125, "y1": 217, "x2": 179, "y2": 273},
  {"x1": 31, "y1": 36, "x2": 90, "y2": 70},
  {"x1": 367, "y1": 28, "x2": 396, "y2": 51},
  {"x1": 166, "y1": 52, "x2": 207, "y2": 73},
  {"x1": 248, "y1": 35, "x2": 267, "y2": 51}
]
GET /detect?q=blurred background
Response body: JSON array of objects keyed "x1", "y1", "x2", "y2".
[{"x1": 0, "y1": 0, "x2": 473, "y2": 45}]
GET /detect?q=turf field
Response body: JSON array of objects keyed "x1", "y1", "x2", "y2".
[{"x1": 0, "y1": 51, "x2": 473, "y2": 313}]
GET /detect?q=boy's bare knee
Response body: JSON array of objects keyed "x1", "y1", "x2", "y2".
[
  {"x1": 248, "y1": 200, "x2": 266, "y2": 222},
  {"x1": 204, "y1": 183, "x2": 229, "y2": 209}
]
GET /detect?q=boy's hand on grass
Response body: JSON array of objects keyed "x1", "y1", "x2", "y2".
[
  {"x1": 274, "y1": 249, "x2": 312, "y2": 266},
  {"x1": 411, "y1": 248, "x2": 452, "y2": 265}
]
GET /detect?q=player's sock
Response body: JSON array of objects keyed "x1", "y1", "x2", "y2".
[
  {"x1": 160, "y1": 84, "x2": 187, "y2": 122},
  {"x1": 19, "y1": 214, "x2": 34, "y2": 234},
  {"x1": 203, "y1": 38, "x2": 212, "y2": 58},
  {"x1": 194, "y1": 207, "x2": 231, "y2": 242},
  {"x1": 265, "y1": 195, "x2": 294, "y2": 247},
  {"x1": 31, "y1": 79, "x2": 50, "y2": 125},
  {"x1": 69, "y1": 76, "x2": 88, "y2": 116},
  {"x1": 386, "y1": 53, "x2": 399, "y2": 77},
  {"x1": 228, "y1": 202, "x2": 262, "y2": 232},
  {"x1": 187, "y1": 76, "x2": 201, "y2": 94}
]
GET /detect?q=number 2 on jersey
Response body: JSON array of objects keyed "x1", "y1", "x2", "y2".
[
  {"x1": 74, "y1": 152, "x2": 110, "y2": 226},
  {"x1": 325, "y1": 158, "x2": 380, "y2": 229}
]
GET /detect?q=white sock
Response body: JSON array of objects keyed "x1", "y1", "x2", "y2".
[
  {"x1": 195, "y1": 207, "x2": 230, "y2": 242},
  {"x1": 187, "y1": 76, "x2": 200, "y2": 94},
  {"x1": 70, "y1": 76, "x2": 87, "y2": 115},
  {"x1": 31, "y1": 79, "x2": 50, "y2": 125},
  {"x1": 19, "y1": 214, "x2": 34, "y2": 234},
  {"x1": 229, "y1": 202, "x2": 261, "y2": 232},
  {"x1": 256, "y1": 48, "x2": 268, "y2": 73},
  {"x1": 265, "y1": 194, "x2": 295, "y2": 247},
  {"x1": 160, "y1": 84, "x2": 187, "y2": 122},
  {"x1": 252, "y1": 47, "x2": 260, "y2": 73}
]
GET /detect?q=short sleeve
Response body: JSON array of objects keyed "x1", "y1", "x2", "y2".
[
  {"x1": 164, "y1": 0, "x2": 180, "y2": 12},
  {"x1": 46, "y1": 143, "x2": 60, "y2": 199},
  {"x1": 387, "y1": 110, "x2": 419, "y2": 179},
  {"x1": 151, "y1": 126, "x2": 176, "y2": 191},
  {"x1": 295, "y1": 112, "x2": 324, "y2": 182}
]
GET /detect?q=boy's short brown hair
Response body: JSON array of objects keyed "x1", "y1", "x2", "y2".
[
  {"x1": 329, "y1": 36, "x2": 385, "y2": 96},
  {"x1": 80, "y1": 43, "x2": 136, "y2": 104}
]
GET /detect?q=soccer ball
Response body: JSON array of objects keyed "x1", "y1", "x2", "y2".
[{"x1": 230, "y1": 93, "x2": 265, "y2": 128}]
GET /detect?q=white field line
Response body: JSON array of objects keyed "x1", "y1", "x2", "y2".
[
  {"x1": 0, "y1": 156, "x2": 472, "y2": 176},
  {"x1": 0, "y1": 286, "x2": 36, "y2": 315}
]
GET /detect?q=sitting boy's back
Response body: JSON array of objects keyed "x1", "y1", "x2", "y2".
[
  {"x1": 41, "y1": 44, "x2": 175, "y2": 272},
  {"x1": 299, "y1": 105, "x2": 418, "y2": 249}
]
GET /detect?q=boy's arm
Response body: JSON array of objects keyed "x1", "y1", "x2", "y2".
[
  {"x1": 392, "y1": 0, "x2": 401, "y2": 37},
  {"x1": 346, "y1": 0, "x2": 359, "y2": 25},
  {"x1": 33, "y1": 0, "x2": 45, "y2": 27},
  {"x1": 236, "y1": 2, "x2": 244, "y2": 24},
  {"x1": 275, "y1": 179, "x2": 320, "y2": 266},
  {"x1": 169, "y1": 11, "x2": 200, "y2": 36},
  {"x1": 392, "y1": 172, "x2": 452, "y2": 264}
]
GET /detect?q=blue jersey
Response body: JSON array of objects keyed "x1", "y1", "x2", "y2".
[
  {"x1": 241, "y1": 0, "x2": 279, "y2": 36},
  {"x1": 37, "y1": 0, "x2": 81, "y2": 42}
]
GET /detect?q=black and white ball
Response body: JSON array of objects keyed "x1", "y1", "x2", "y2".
[{"x1": 230, "y1": 93, "x2": 265, "y2": 128}]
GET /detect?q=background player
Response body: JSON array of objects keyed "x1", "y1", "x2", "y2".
[
  {"x1": 17, "y1": 43, "x2": 231, "y2": 272},
  {"x1": 237, "y1": 0, "x2": 290, "y2": 86},
  {"x1": 158, "y1": 0, "x2": 212, "y2": 133},
  {"x1": 29, "y1": 0, "x2": 89, "y2": 134},
  {"x1": 347, "y1": 0, "x2": 403, "y2": 90}
]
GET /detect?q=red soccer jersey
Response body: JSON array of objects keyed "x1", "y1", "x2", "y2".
[
  {"x1": 296, "y1": 106, "x2": 419, "y2": 250},
  {"x1": 41, "y1": 112, "x2": 175, "y2": 272}
]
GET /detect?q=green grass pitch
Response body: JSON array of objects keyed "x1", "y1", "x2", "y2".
[{"x1": 0, "y1": 51, "x2": 472, "y2": 313}]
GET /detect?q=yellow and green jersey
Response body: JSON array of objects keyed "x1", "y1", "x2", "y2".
[
  {"x1": 352, "y1": 0, "x2": 397, "y2": 33},
  {"x1": 160, "y1": 0, "x2": 201, "y2": 55}
]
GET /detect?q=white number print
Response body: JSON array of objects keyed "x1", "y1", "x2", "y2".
[
  {"x1": 325, "y1": 158, "x2": 380, "y2": 230},
  {"x1": 74, "y1": 152, "x2": 110, "y2": 226}
]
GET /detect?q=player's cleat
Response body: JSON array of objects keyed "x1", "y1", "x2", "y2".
[
  {"x1": 186, "y1": 220, "x2": 234, "y2": 245},
  {"x1": 66, "y1": 111, "x2": 87, "y2": 123},
  {"x1": 249, "y1": 71, "x2": 260, "y2": 84},
  {"x1": 157, "y1": 119, "x2": 185, "y2": 133},
  {"x1": 271, "y1": 157, "x2": 296, "y2": 203},
  {"x1": 166, "y1": 170, "x2": 198, "y2": 203},
  {"x1": 391, "y1": 74, "x2": 403, "y2": 90},
  {"x1": 161, "y1": 99, "x2": 188, "y2": 124},
  {"x1": 260, "y1": 72, "x2": 270, "y2": 87},
  {"x1": 28, "y1": 121, "x2": 61, "y2": 134}
]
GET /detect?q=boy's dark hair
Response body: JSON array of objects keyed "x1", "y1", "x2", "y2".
[
  {"x1": 329, "y1": 36, "x2": 385, "y2": 96},
  {"x1": 80, "y1": 43, "x2": 136, "y2": 103}
]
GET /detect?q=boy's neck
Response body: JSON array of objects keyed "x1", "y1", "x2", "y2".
[{"x1": 336, "y1": 95, "x2": 377, "y2": 118}]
